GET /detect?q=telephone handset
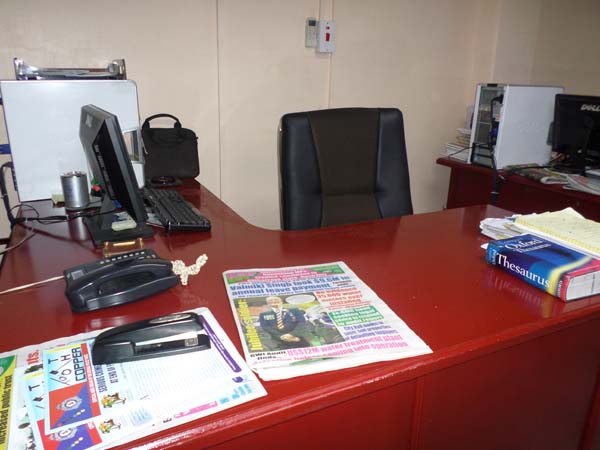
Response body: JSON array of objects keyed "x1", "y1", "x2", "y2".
[{"x1": 64, "y1": 249, "x2": 179, "y2": 312}]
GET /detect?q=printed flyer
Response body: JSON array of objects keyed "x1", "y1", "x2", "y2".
[
  {"x1": 22, "y1": 368, "x2": 104, "y2": 450},
  {"x1": 44, "y1": 343, "x2": 101, "y2": 432},
  {"x1": 0, "y1": 356, "x2": 16, "y2": 450},
  {"x1": 0, "y1": 307, "x2": 266, "y2": 449}
]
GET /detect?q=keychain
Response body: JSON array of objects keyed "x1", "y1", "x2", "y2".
[{"x1": 171, "y1": 254, "x2": 208, "y2": 285}]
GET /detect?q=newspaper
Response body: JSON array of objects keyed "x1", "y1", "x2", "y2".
[
  {"x1": 223, "y1": 261, "x2": 432, "y2": 380},
  {"x1": 0, "y1": 307, "x2": 266, "y2": 450},
  {"x1": 565, "y1": 174, "x2": 600, "y2": 195}
]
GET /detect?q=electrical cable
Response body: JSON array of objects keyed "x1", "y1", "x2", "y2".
[
  {"x1": 0, "y1": 162, "x2": 112, "y2": 227},
  {"x1": 488, "y1": 95, "x2": 504, "y2": 205},
  {"x1": 446, "y1": 146, "x2": 470, "y2": 158},
  {"x1": 10, "y1": 203, "x2": 118, "y2": 226},
  {"x1": 0, "y1": 275, "x2": 63, "y2": 295},
  {"x1": 0, "y1": 162, "x2": 16, "y2": 226},
  {"x1": 0, "y1": 162, "x2": 119, "y2": 257},
  {"x1": 0, "y1": 227, "x2": 35, "y2": 256}
]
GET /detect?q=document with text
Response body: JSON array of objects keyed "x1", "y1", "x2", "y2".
[
  {"x1": 0, "y1": 307, "x2": 266, "y2": 450},
  {"x1": 223, "y1": 261, "x2": 432, "y2": 380}
]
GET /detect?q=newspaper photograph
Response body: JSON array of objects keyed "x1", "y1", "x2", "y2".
[{"x1": 223, "y1": 261, "x2": 432, "y2": 380}]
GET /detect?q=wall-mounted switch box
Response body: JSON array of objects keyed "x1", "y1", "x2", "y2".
[
  {"x1": 305, "y1": 17, "x2": 318, "y2": 48},
  {"x1": 317, "y1": 20, "x2": 335, "y2": 53}
]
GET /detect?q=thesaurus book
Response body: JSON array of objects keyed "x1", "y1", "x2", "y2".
[{"x1": 486, "y1": 234, "x2": 600, "y2": 301}]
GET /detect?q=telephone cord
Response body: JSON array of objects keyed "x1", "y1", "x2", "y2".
[{"x1": 0, "y1": 254, "x2": 208, "y2": 295}]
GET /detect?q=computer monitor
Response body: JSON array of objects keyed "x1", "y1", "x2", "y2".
[
  {"x1": 552, "y1": 94, "x2": 600, "y2": 173},
  {"x1": 79, "y1": 104, "x2": 154, "y2": 245}
]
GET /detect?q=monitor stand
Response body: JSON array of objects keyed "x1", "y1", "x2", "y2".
[
  {"x1": 569, "y1": 116, "x2": 599, "y2": 176},
  {"x1": 84, "y1": 196, "x2": 154, "y2": 246},
  {"x1": 567, "y1": 147, "x2": 587, "y2": 175}
]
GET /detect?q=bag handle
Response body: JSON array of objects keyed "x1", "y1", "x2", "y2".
[{"x1": 142, "y1": 114, "x2": 182, "y2": 129}]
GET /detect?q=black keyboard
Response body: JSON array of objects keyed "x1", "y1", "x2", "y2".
[{"x1": 142, "y1": 187, "x2": 211, "y2": 232}]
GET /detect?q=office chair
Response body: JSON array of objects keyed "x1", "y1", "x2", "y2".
[{"x1": 278, "y1": 107, "x2": 413, "y2": 230}]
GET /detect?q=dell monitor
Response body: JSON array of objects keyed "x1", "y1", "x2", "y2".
[
  {"x1": 552, "y1": 94, "x2": 600, "y2": 174},
  {"x1": 79, "y1": 104, "x2": 153, "y2": 245}
]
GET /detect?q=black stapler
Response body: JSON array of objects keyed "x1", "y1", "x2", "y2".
[{"x1": 92, "y1": 312, "x2": 210, "y2": 365}]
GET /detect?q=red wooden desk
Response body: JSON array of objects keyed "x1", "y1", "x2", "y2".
[
  {"x1": 437, "y1": 156, "x2": 600, "y2": 221},
  {"x1": 1, "y1": 180, "x2": 600, "y2": 450}
]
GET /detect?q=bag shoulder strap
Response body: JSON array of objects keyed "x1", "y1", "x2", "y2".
[{"x1": 142, "y1": 114, "x2": 182, "y2": 129}]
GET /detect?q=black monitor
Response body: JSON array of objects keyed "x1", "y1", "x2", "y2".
[
  {"x1": 552, "y1": 94, "x2": 600, "y2": 174},
  {"x1": 79, "y1": 104, "x2": 154, "y2": 245}
]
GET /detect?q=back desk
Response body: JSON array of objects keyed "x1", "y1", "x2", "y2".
[
  {"x1": 437, "y1": 156, "x2": 600, "y2": 221},
  {"x1": 1, "y1": 180, "x2": 600, "y2": 450}
]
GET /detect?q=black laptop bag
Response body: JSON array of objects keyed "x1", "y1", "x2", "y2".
[{"x1": 141, "y1": 114, "x2": 199, "y2": 180}]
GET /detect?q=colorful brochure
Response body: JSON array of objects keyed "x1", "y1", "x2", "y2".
[{"x1": 1, "y1": 307, "x2": 266, "y2": 449}]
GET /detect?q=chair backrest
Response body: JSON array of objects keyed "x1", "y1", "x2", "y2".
[{"x1": 278, "y1": 107, "x2": 413, "y2": 230}]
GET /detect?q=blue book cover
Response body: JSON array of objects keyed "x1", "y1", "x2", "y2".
[{"x1": 486, "y1": 234, "x2": 600, "y2": 301}]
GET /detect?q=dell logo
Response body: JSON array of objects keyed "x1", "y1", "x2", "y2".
[{"x1": 581, "y1": 104, "x2": 600, "y2": 112}]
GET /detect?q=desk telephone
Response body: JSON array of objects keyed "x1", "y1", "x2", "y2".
[{"x1": 64, "y1": 249, "x2": 179, "y2": 312}]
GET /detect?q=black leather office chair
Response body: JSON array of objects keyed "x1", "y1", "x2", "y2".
[{"x1": 278, "y1": 107, "x2": 413, "y2": 230}]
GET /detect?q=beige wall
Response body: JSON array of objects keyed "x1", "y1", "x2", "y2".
[
  {"x1": 492, "y1": 0, "x2": 542, "y2": 83},
  {"x1": 530, "y1": 0, "x2": 600, "y2": 95},
  {"x1": 217, "y1": 0, "x2": 329, "y2": 227},
  {"x1": 328, "y1": 0, "x2": 486, "y2": 215},
  {"x1": 487, "y1": 0, "x2": 600, "y2": 94},
  {"x1": 0, "y1": 0, "x2": 598, "y2": 233}
]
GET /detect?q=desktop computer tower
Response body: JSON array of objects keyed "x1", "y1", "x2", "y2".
[{"x1": 468, "y1": 84, "x2": 563, "y2": 168}]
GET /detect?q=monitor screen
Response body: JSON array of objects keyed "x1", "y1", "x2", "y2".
[
  {"x1": 552, "y1": 94, "x2": 600, "y2": 172},
  {"x1": 79, "y1": 104, "x2": 153, "y2": 244}
]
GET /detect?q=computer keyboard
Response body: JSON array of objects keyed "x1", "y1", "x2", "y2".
[{"x1": 142, "y1": 187, "x2": 211, "y2": 232}]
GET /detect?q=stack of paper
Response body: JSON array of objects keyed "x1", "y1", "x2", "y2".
[
  {"x1": 513, "y1": 208, "x2": 600, "y2": 258},
  {"x1": 503, "y1": 164, "x2": 568, "y2": 185},
  {"x1": 1, "y1": 308, "x2": 266, "y2": 450},
  {"x1": 480, "y1": 208, "x2": 600, "y2": 259},
  {"x1": 479, "y1": 215, "x2": 523, "y2": 240},
  {"x1": 223, "y1": 262, "x2": 432, "y2": 381},
  {"x1": 444, "y1": 128, "x2": 472, "y2": 162},
  {"x1": 565, "y1": 174, "x2": 600, "y2": 195}
]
